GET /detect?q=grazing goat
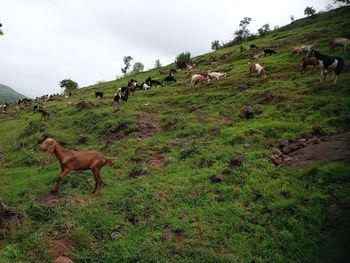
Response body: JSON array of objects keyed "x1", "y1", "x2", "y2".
[
  {"x1": 249, "y1": 63, "x2": 267, "y2": 79},
  {"x1": 159, "y1": 69, "x2": 169, "y2": 75},
  {"x1": 95, "y1": 91, "x2": 104, "y2": 99},
  {"x1": 40, "y1": 138, "x2": 113, "y2": 196},
  {"x1": 33, "y1": 105, "x2": 43, "y2": 112},
  {"x1": 36, "y1": 108, "x2": 50, "y2": 120},
  {"x1": 145, "y1": 77, "x2": 162, "y2": 87},
  {"x1": 114, "y1": 92, "x2": 121, "y2": 110},
  {"x1": 263, "y1": 48, "x2": 277, "y2": 56},
  {"x1": 208, "y1": 72, "x2": 227, "y2": 80},
  {"x1": 186, "y1": 63, "x2": 196, "y2": 76},
  {"x1": 250, "y1": 44, "x2": 258, "y2": 50},
  {"x1": 330, "y1": 37, "x2": 350, "y2": 52},
  {"x1": 250, "y1": 51, "x2": 264, "y2": 62},
  {"x1": 0, "y1": 104, "x2": 8, "y2": 113},
  {"x1": 307, "y1": 49, "x2": 344, "y2": 84},
  {"x1": 162, "y1": 75, "x2": 177, "y2": 85},
  {"x1": 190, "y1": 74, "x2": 210, "y2": 87},
  {"x1": 301, "y1": 56, "x2": 319, "y2": 74},
  {"x1": 292, "y1": 47, "x2": 303, "y2": 55}
]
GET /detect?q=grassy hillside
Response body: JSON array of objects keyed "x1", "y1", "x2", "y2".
[
  {"x1": 0, "y1": 84, "x2": 27, "y2": 103},
  {"x1": 1, "y1": 7, "x2": 350, "y2": 263}
]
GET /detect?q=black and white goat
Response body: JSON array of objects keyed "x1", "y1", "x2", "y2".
[
  {"x1": 263, "y1": 48, "x2": 277, "y2": 56},
  {"x1": 307, "y1": 49, "x2": 344, "y2": 84},
  {"x1": 95, "y1": 91, "x2": 104, "y2": 99}
]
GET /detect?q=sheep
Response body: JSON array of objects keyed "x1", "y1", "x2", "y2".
[
  {"x1": 301, "y1": 56, "x2": 319, "y2": 73},
  {"x1": 40, "y1": 138, "x2": 113, "y2": 196},
  {"x1": 330, "y1": 37, "x2": 350, "y2": 52},
  {"x1": 249, "y1": 63, "x2": 267, "y2": 79},
  {"x1": 190, "y1": 74, "x2": 210, "y2": 87},
  {"x1": 208, "y1": 72, "x2": 227, "y2": 80}
]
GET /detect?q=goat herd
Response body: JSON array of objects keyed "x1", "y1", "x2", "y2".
[{"x1": 1, "y1": 37, "x2": 348, "y2": 116}]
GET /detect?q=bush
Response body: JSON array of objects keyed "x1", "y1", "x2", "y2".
[{"x1": 175, "y1": 52, "x2": 191, "y2": 69}]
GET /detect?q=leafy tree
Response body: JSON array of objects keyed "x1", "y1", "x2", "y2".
[
  {"x1": 211, "y1": 40, "x2": 220, "y2": 51},
  {"x1": 154, "y1": 59, "x2": 162, "y2": 68},
  {"x1": 290, "y1": 15, "x2": 295, "y2": 22},
  {"x1": 304, "y1": 6, "x2": 316, "y2": 16},
  {"x1": 0, "y1": 22, "x2": 3, "y2": 35},
  {"x1": 257, "y1": 24, "x2": 270, "y2": 36},
  {"x1": 175, "y1": 52, "x2": 191, "y2": 69},
  {"x1": 131, "y1": 62, "x2": 144, "y2": 73},
  {"x1": 59, "y1": 79, "x2": 78, "y2": 93},
  {"x1": 233, "y1": 17, "x2": 252, "y2": 42},
  {"x1": 121, "y1": 56, "x2": 133, "y2": 76},
  {"x1": 334, "y1": 0, "x2": 350, "y2": 5}
]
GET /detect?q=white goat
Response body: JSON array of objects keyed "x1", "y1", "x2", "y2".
[{"x1": 208, "y1": 72, "x2": 227, "y2": 80}]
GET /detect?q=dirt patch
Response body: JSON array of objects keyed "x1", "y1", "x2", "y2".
[
  {"x1": 0, "y1": 200, "x2": 23, "y2": 229},
  {"x1": 256, "y1": 93, "x2": 287, "y2": 104},
  {"x1": 103, "y1": 124, "x2": 135, "y2": 143},
  {"x1": 271, "y1": 131, "x2": 350, "y2": 167},
  {"x1": 212, "y1": 155, "x2": 244, "y2": 183},
  {"x1": 161, "y1": 226, "x2": 185, "y2": 242},
  {"x1": 45, "y1": 237, "x2": 78, "y2": 258},
  {"x1": 136, "y1": 112, "x2": 160, "y2": 139},
  {"x1": 32, "y1": 193, "x2": 66, "y2": 209}
]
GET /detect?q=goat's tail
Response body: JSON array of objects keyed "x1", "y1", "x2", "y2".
[{"x1": 103, "y1": 158, "x2": 114, "y2": 166}]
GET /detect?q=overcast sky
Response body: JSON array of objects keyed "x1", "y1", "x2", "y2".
[{"x1": 0, "y1": 0, "x2": 331, "y2": 97}]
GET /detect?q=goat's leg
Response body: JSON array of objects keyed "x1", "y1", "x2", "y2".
[
  {"x1": 91, "y1": 168, "x2": 102, "y2": 196},
  {"x1": 50, "y1": 169, "x2": 71, "y2": 193}
]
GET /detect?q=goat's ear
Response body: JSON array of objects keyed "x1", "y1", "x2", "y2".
[{"x1": 47, "y1": 144, "x2": 55, "y2": 155}]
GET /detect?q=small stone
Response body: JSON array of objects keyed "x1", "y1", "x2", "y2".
[{"x1": 272, "y1": 147, "x2": 283, "y2": 156}]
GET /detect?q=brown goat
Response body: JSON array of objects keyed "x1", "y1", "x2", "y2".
[
  {"x1": 40, "y1": 138, "x2": 113, "y2": 196},
  {"x1": 301, "y1": 56, "x2": 319, "y2": 73},
  {"x1": 190, "y1": 74, "x2": 210, "y2": 87}
]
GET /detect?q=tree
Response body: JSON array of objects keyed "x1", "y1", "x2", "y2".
[
  {"x1": 211, "y1": 40, "x2": 220, "y2": 51},
  {"x1": 0, "y1": 22, "x2": 3, "y2": 36},
  {"x1": 334, "y1": 0, "x2": 350, "y2": 5},
  {"x1": 257, "y1": 24, "x2": 270, "y2": 36},
  {"x1": 131, "y1": 62, "x2": 144, "y2": 73},
  {"x1": 304, "y1": 6, "x2": 316, "y2": 16},
  {"x1": 290, "y1": 15, "x2": 295, "y2": 22},
  {"x1": 59, "y1": 79, "x2": 78, "y2": 93},
  {"x1": 121, "y1": 56, "x2": 133, "y2": 76},
  {"x1": 234, "y1": 17, "x2": 252, "y2": 42},
  {"x1": 154, "y1": 59, "x2": 162, "y2": 68},
  {"x1": 175, "y1": 52, "x2": 191, "y2": 69}
]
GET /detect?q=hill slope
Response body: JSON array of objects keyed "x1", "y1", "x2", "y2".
[
  {"x1": 0, "y1": 84, "x2": 27, "y2": 103},
  {"x1": 0, "y1": 7, "x2": 350, "y2": 263}
]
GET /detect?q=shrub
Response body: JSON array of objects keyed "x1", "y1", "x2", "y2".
[{"x1": 175, "y1": 52, "x2": 191, "y2": 69}]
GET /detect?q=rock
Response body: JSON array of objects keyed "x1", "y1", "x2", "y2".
[
  {"x1": 271, "y1": 155, "x2": 283, "y2": 166},
  {"x1": 282, "y1": 143, "x2": 300, "y2": 154},
  {"x1": 312, "y1": 124, "x2": 324, "y2": 136},
  {"x1": 228, "y1": 155, "x2": 244, "y2": 167},
  {"x1": 239, "y1": 106, "x2": 254, "y2": 119},
  {"x1": 211, "y1": 173, "x2": 225, "y2": 183},
  {"x1": 279, "y1": 139, "x2": 289, "y2": 148},
  {"x1": 272, "y1": 147, "x2": 283, "y2": 156},
  {"x1": 54, "y1": 256, "x2": 74, "y2": 263},
  {"x1": 0, "y1": 200, "x2": 24, "y2": 228}
]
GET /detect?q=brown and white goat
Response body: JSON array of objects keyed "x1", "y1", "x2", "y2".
[
  {"x1": 190, "y1": 74, "x2": 210, "y2": 87},
  {"x1": 40, "y1": 138, "x2": 113, "y2": 196},
  {"x1": 249, "y1": 63, "x2": 267, "y2": 79}
]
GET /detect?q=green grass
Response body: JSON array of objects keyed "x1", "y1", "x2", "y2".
[{"x1": 1, "y1": 6, "x2": 350, "y2": 263}]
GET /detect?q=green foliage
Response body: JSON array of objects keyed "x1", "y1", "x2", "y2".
[
  {"x1": 234, "y1": 17, "x2": 252, "y2": 42},
  {"x1": 154, "y1": 59, "x2": 162, "y2": 68},
  {"x1": 257, "y1": 23, "x2": 271, "y2": 36},
  {"x1": 59, "y1": 79, "x2": 78, "y2": 93},
  {"x1": 131, "y1": 62, "x2": 144, "y2": 74},
  {"x1": 304, "y1": 6, "x2": 316, "y2": 16},
  {"x1": 211, "y1": 40, "x2": 220, "y2": 50},
  {"x1": 121, "y1": 56, "x2": 133, "y2": 76},
  {"x1": 175, "y1": 51, "x2": 191, "y2": 69}
]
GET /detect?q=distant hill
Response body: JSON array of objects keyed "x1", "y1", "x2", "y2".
[{"x1": 0, "y1": 83, "x2": 28, "y2": 103}]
